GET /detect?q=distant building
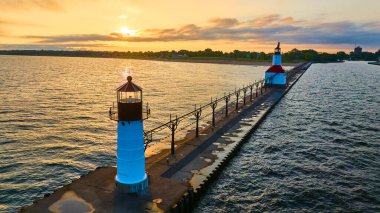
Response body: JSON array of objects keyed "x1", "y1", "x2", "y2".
[{"x1": 354, "y1": 46, "x2": 362, "y2": 55}]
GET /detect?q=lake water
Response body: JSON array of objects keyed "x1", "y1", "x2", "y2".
[
  {"x1": 195, "y1": 61, "x2": 380, "y2": 212},
  {"x1": 0, "y1": 55, "x2": 273, "y2": 212}
]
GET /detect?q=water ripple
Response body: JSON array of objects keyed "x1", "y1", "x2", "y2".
[{"x1": 196, "y1": 62, "x2": 380, "y2": 212}]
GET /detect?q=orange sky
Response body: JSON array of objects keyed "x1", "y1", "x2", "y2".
[{"x1": 0, "y1": 0, "x2": 379, "y2": 53}]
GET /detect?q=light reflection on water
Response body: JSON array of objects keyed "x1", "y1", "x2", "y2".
[{"x1": 0, "y1": 55, "x2": 280, "y2": 212}]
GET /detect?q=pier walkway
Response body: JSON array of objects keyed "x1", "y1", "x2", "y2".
[{"x1": 20, "y1": 62, "x2": 312, "y2": 213}]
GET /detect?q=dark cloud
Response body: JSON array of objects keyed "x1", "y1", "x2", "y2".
[
  {"x1": 21, "y1": 15, "x2": 380, "y2": 46},
  {"x1": 290, "y1": 21, "x2": 380, "y2": 45}
]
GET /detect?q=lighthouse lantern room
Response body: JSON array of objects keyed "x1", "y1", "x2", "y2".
[
  {"x1": 109, "y1": 76, "x2": 150, "y2": 193},
  {"x1": 265, "y1": 42, "x2": 286, "y2": 86}
]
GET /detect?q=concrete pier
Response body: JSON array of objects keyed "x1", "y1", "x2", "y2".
[
  {"x1": 20, "y1": 62, "x2": 312, "y2": 213},
  {"x1": 368, "y1": 61, "x2": 380, "y2": 66}
]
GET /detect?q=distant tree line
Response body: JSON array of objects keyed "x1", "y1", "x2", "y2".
[
  {"x1": 348, "y1": 49, "x2": 380, "y2": 61},
  {"x1": 0, "y1": 48, "x2": 379, "y2": 62}
]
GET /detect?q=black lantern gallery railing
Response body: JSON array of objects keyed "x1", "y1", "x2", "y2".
[{"x1": 109, "y1": 102, "x2": 151, "y2": 121}]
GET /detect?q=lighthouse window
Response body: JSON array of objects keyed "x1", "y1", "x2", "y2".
[{"x1": 118, "y1": 91, "x2": 141, "y2": 103}]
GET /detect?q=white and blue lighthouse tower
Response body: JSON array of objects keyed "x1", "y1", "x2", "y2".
[
  {"x1": 109, "y1": 76, "x2": 149, "y2": 193},
  {"x1": 265, "y1": 42, "x2": 286, "y2": 86}
]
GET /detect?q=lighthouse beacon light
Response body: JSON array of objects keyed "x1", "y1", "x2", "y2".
[
  {"x1": 109, "y1": 75, "x2": 150, "y2": 193},
  {"x1": 265, "y1": 42, "x2": 287, "y2": 86}
]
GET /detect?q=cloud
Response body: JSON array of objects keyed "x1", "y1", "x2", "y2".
[
  {"x1": 20, "y1": 15, "x2": 380, "y2": 47},
  {"x1": 0, "y1": 0, "x2": 63, "y2": 11},
  {"x1": 0, "y1": 43, "x2": 110, "y2": 50},
  {"x1": 0, "y1": 18, "x2": 43, "y2": 27},
  {"x1": 249, "y1": 14, "x2": 282, "y2": 27},
  {"x1": 208, "y1": 18, "x2": 239, "y2": 28},
  {"x1": 0, "y1": 18, "x2": 44, "y2": 36},
  {"x1": 0, "y1": 20, "x2": 13, "y2": 25},
  {"x1": 24, "y1": 34, "x2": 112, "y2": 43}
]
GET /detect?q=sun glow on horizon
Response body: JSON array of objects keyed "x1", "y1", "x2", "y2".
[{"x1": 118, "y1": 27, "x2": 137, "y2": 37}]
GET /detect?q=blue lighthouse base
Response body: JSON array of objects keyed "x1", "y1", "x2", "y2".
[
  {"x1": 116, "y1": 120, "x2": 148, "y2": 193},
  {"x1": 116, "y1": 175, "x2": 149, "y2": 193},
  {"x1": 265, "y1": 72, "x2": 287, "y2": 86}
]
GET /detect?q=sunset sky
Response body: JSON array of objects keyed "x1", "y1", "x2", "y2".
[{"x1": 0, "y1": 0, "x2": 379, "y2": 53}]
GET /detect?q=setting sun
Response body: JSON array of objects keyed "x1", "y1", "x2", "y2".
[{"x1": 119, "y1": 27, "x2": 137, "y2": 36}]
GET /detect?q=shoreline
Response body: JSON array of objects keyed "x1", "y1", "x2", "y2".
[
  {"x1": 0, "y1": 54, "x2": 301, "y2": 66},
  {"x1": 368, "y1": 61, "x2": 380, "y2": 66},
  {"x1": 152, "y1": 58, "x2": 300, "y2": 66}
]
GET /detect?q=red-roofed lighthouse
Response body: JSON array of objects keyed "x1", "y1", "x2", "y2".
[{"x1": 265, "y1": 42, "x2": 286, "y2": 86}]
